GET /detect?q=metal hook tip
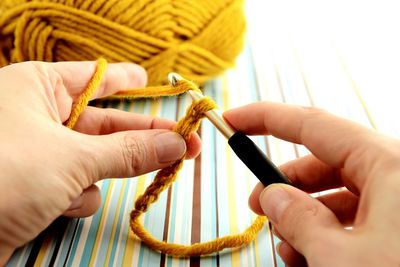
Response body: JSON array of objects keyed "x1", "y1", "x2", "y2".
[{"x1": 167, "y1": 72, "x2": 183, "y2": 86}]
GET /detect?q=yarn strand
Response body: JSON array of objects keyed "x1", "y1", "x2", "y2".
[{"x1": 66, "y1": 58, "x2": 267, "y2": 257}]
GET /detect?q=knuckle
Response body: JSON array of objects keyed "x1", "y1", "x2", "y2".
[
  {"x1": 296, "y1": 106, "x2": 327, "y2": 143},
  {"x1": 24, "y1": 61, "x2": 47, "y2": 73},
  {"x1": 16, "y1": 61, "x2": 49, "y2": 81},
  {"x1": 23, "y1": 61, "x2": 63, "y2": 89},
  {"x1": 99, "y1": 108, "x2": 114, "y2": 134},
  {"x1": 120, "y1": 135, "x2": 148, "y2": 176},
  {"x1": 300, "y1": 106, "x2": 326, "y2": 116}
]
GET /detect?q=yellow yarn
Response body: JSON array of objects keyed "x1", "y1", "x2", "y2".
[
  {"x1": 0, "y1": 0, "x2": 246, "y2": 85},
  {"x1": 65, "y1": 57, "x2": 107, "y2": 128},
  {"x1": 65, "y1": 59, "x2": 267, "y2": 257}
]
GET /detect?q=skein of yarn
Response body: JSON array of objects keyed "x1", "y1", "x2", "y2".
[{"x1": 0, "y1": 0, "x2": 246, "y2": 85}]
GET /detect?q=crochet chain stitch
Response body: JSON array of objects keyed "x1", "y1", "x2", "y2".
[{"x1": 67, "y1": 58, "x2": 267, "y2": 257}]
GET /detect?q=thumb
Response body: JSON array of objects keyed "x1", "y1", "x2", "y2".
[
  {"x1": 87, "y1": 130, "x2": 187, "y2": 180},
  {"x1": 259, "y1": 184, "x2": 343, "y2": 256}
]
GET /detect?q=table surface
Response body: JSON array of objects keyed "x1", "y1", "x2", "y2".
[{"x1": 7, "y1": 1, "x2": 400, "y2": 266}]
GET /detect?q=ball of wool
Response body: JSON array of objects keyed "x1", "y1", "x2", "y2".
[{"x1": 0, "y1": 0, "x2": 246, "y2": 85}]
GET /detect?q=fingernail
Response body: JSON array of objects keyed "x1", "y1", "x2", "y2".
[
  {"x1": 260, "y1": 185, "x2": 292, "y2": 223},
  {"x1": 68, "y1": 195, "x2": 83, "y2": 210},
  {"x1": 155, "y1": 132, "x2": 186, "y2": 163}
]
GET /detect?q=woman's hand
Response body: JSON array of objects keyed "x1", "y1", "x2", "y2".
[
  {"x1": 0, "y1": 61, "x2": 201, "y2": 264},
  {"x1": 224, "y1": 102, "x2": 400, "y2": 267}
]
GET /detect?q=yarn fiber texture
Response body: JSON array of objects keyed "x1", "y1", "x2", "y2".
[
  {"x1": 66, "y1": 58, "x2": 267, "y2": 257},
  {"x1": 0, "y1": 0, "x2": 246, "y2": 85}
]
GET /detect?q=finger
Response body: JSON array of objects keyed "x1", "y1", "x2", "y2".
[
  {"x1": 271, "y1": 226, "x2": 306, "y2": 266},
  {"x1": 250, "y1": 155, "x2": 344, "y2": 216},
  {"x1": 317, "y1": 190, "x2": 359, "y2": 226},
  {"x1": 63, "y1": 185, "x2": 101, "y2": 217},
  {"x1": 250, "y1": 183, "x2": 359, "y2": 226},
  {"x1": 73, "y1": 107, "x2": 202, "y2": 159},
  {"x1": 249, "y1": 182, "x2": 264, "y2": 215},
  {"x1": 81, "y1": 130, "x2": 188, "y2": 181},
  {"x1": 223, "y1": 102, "x2": 379, "y2": 189},
  {"x1": 259, "y1": 184, "x2": 344, "y2": 255},
  {"x1": 51, "y1": 61, "x2": 147, "y2": 100},
  {"x1": 272, "y1": 225, "x2": 285, "y2": 241},
  {"x1": 49, "y1": 61, "x2": 146, "y2": 122},
  {"x1": 74, "y1": 107, "x2": 175, "y2": 134},
  {"x1": 277, "y1": 241, "x2": 307, "y2": 267},
  {"x1": 280, "y1": 155, "x2": 344, "y2": 193}
]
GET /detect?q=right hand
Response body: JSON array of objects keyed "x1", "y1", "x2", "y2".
[{"x1": 224, "y1": 102, "x2": 400, "y2": 267}]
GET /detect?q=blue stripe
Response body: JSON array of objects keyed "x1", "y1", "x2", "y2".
[
  {"x1": 107, "y1": 179, "x2": 132, "y2": 266},
  {"x1": 70, "y1": 180, "x2": 111, "y2": 267},
  {"x1": 5, "y1": 241, "x2": 34, "y2": 267},
  {"x1": 95, "y1": 180, "x2": 123, "y2": 264}
]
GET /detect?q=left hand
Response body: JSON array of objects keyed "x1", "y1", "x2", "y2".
[{"x1": 0, "y1": 61, "x2": 201, "y2": 264}]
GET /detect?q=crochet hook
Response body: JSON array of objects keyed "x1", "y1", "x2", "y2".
[{"x1": 168, "y1": 73, "x2": 291, "y2": 186}]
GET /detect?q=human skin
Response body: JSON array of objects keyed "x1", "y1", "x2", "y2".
[
  {"x1": 224, "y1": 102, "x2": 400, "y2": 267},
  {"x1": 0, "y1": 61, "x2": 201, "y2": 265}
]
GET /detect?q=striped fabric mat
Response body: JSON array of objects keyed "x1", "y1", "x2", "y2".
[{"x1": 7, "y1": 1, "x2": 400, "y2": 266}]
